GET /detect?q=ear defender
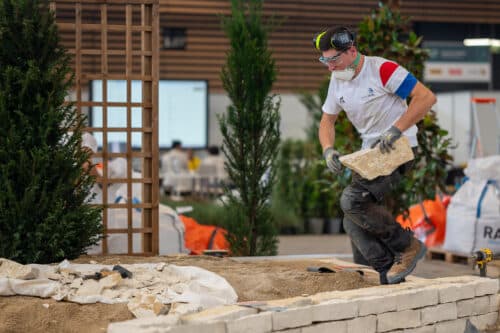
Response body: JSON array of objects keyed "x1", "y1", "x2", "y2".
[
  {"x1": 313, "y1": 31, "x2": 327, "y2": 50},
  {"x1": 331, "y1": 29, "x2": 355, "y2": 51},
  {"x1": 312, "y1": 28, "x2": 355, "y2": 51}
]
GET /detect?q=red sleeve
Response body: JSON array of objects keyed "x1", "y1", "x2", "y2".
[{"x1": 379, "y1": 61, "x2": 399, "y2": 87}]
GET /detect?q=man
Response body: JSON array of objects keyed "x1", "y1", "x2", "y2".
[{"x1": 314, "y1": 26, "x2": 436, "y2": 284}]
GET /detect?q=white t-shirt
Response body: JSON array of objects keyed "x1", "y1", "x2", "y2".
[{"x1": 322, "y1": 56, "x2": 418, "y2": 149}]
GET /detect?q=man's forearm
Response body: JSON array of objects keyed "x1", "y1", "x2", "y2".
[
  {"x1": 319, "y1": 119, "x2": 336, "y2": 152},
  {"x1": 394, "y1": 83, "x2": 436, "y2": 132}
]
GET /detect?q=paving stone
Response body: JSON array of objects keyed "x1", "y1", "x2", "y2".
[
  {"x1": 420, "y1": 302, "x2": 457, "y2": 325},
  {"x1": 312, "y1": 299, "x2": 358, "y2": 322},
  {"x1": 434, "y1": 318, "x2": 466, "y2": 333},
  {"x1": 489, "y1": 294, "x2": 500, "y2": 312},
  {"x1": 457, "y1": 296, "x2": 490, "y2": 317},
  {"x1": 273, "y1": 328, "x2": 301, "y2": 333},
  {"x1": 469, "y1": 312, "x2": 499, "y2": 330},
  {"x1": 474, "y1": 278, "x2": 500, "y2": 296},
  {"x1": 395, "y1": 288, "x2": 439, "y2": 311},
  {"x1": 107, "y1": 314, "x2": 180, "y2": 333},
  {"x1": 302, "y1": 320, "x2": 347, "y2": 333},
  {"x1": 437, "y1": 283, "x2": 475, "y2": 303},
  {"x1": 267, "y1": 296, "x2": 313, "y2": 308},
  {"x1": 433, "y1": 276, "x2": 479, "y2": 284},
  {"x1": 378, "y1": 310, "x2": 421, "y2": 332},
  {"x1": 403, "y1": 326, "x2": 435, "y2": 333},
  {"x1": 346, "y1": 315, "x2": 376, "y2": 333},
  {"x1": 166, "y1": 322, "x2": 226, "y2": 333},
  {"x1": 181, "y1": 305, "x2": 257, "y2": 324},
  {"x1": 225, "y1": 312, "x2": 272, "y2": 333},
  {"x1": 339, "y1": 136, "x2": 414, "y2": 180},
  {"x1": 357, "y1": 295, "x2": 398, "y2": 316},
  {"x1": 272, "y1": 305, "x2": 313, "y2": 331}
]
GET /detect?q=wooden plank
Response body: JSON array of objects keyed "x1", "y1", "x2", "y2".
[
  {"x1": 141, "y1": 3, "x2": 155, "y2": 254},
  {"x1": 126, "y1": 3, "x2": 133, "y2": 255},
  {"x1": 100, "y1": 3, "x2": 109, "y2": 254},
  {"x1": 426, "y1": 247, "x2": 473, "y2": 265},
  {"x1": 57, "y1": 22, "x2": 152, "y2": 32},
  {"x1": 151, "y1": 1, "x2": 160, "y2": 256},
  {"x1": 56, "y1": 0, "x2": 157, "y2": 4}
]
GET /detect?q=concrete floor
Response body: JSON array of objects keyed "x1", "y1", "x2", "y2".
[{"x1": 277, "y1": 234, "x2": 480, "y2": 279}]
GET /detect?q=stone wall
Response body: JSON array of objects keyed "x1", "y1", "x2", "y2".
[{"x1": 108, "y1": 276, "x2": 499, "y2": 333}]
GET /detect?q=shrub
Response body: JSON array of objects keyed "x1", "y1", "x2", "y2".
[
  {"x1": 0, "y1": 0, "x2": 102, "y2": 264},
  {"x1": 219, "y1": 0, "x2": 281, "y2": 255}
]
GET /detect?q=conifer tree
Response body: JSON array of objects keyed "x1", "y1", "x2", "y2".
[
  {"x1": 0, "y1": 0, "x2": 102, "y2": 264},
  {"x1": 219, "y1": 0, "x2": 281, "y2": 256}
]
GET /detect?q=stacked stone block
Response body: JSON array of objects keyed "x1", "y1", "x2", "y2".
[{"x1": 108, "y1": 276, "x2": 499, "y2": 333}]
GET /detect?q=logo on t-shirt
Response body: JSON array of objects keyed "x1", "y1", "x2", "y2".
[
  {"x1": 339, "y1": 96, "x2": 345, "y2": 104},
  {"x1": 362, "y1": 88, "x2": 375, "y2": 99}
]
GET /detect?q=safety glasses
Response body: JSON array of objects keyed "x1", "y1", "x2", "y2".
[{"x1": 319, "y1": 51, "x2": 345, "y2": 66}]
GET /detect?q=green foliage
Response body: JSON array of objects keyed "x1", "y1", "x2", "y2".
[
  {"x1": 219, "y1": 0, "x2": 281, "y2": 255},
  {"x1": 294, "y1": 75, "x2": 361, "y2": 222},
  {"x1": 357, "y1": 2, "x2": 454, "y2": 215},
  {"x1": 0, "y1": 0, "x2": 102, "y2": 264},
  {"x1": 357, "y1": 1, "x2": 428, "y2": 81},
  {"x1": 272, "y1": 138, "x2": 349, "y2": 235}
]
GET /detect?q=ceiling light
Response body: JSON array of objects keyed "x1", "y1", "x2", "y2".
[{"x1": 463, "y1": 38, "x2": 500, "y2": 47}]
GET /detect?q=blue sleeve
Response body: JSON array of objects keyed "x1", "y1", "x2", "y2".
[{"x1": 394, "y1": 73, "x2": 417, "y2": 99}]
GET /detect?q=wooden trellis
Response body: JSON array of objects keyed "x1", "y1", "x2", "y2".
[{"x1": 51, "y1": 0, "x2": 159, "y2": 255}]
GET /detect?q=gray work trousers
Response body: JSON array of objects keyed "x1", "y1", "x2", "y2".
[{"x1": 340, "y1": 156, "x2": 415, "y2": 273}]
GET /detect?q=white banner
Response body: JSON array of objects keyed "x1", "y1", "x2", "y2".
[{"x1": 424, "y1": 62, "x2": 491, "y2": 82}]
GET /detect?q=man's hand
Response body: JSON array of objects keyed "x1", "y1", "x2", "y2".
[
  {"x1": 371, "y1": 126, "x2": 402, "y2": 154},
  {"x1": 323, "y1": 147, "x2": 342, "y2": 175}
]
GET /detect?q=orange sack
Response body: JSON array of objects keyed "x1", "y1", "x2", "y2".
[
  {"x1": 396, "y1": 195, "x2": 449, "y2": 248},
  {"x1": 179, "y1": 215, "x2": 229, "y2": 255}
]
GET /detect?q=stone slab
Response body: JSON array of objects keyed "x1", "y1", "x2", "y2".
[
  {"x1": 377, "y1": 309, "x2": 421, "y2": 332},
  {"x1": 225, "y1": 312, "x2": 272, "y2": 333},
  {"x1": 182, "y1": 305, "x2": 257, "y2": 324},
  {"x1": 0, "y1": 258, "x2": 38, "y2": 280},
  {"x1": 339, "y1": 136, "x2": 414, "y2": 180}
]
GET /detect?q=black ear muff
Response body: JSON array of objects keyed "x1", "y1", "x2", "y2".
[
  {"x1": 313, "y1": 31, "x2": 327, "y2": 50},
  {"x1": 330, "y1": 29, "x2": 354, "y2": 51}
]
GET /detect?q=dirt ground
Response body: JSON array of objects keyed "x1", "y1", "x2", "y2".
[
  {"x1": 0, "y1": 255, "x2": 378, "y2": 333},
  {"x1": 1, "y1": 234, "x2": 498, "y2": 333}
]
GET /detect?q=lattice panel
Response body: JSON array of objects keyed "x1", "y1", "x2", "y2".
[{"x1": 51, "y1": 0, "x2": 160, "y2": 255}]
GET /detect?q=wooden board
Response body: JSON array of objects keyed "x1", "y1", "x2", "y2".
[{"x1": 426, "y1": 246, "x2": 473, "y2": 265}]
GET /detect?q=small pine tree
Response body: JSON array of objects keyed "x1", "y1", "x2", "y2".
[
  {"x1": 219, "y1": 0, "x2": 281, "y2": 256},
  {"x1": 0, "y1": 0, "x2": 102, "y2": 264}
]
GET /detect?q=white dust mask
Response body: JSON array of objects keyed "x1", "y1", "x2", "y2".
[
  {"x1": 333, "y1": 67, "x2": 356, "y2": 80},
  {"x1": 332, "y1": 52, "x2": 360, "y2": 81}
]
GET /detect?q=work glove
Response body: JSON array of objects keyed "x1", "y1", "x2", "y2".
[
  {"x1": 323, "y1": 147, "x2": 342, "y2": 175},
  {"x1": 371, "y1": 126, "x2": 402, "y2": 154}
]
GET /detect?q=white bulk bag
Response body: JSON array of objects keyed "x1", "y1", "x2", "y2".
[
  {"x1": 443, "y1": 156, "x2": 500, "y2": 254},
  {"x1": 87, "y1": 163, "x2": 187, "y2": 255}
]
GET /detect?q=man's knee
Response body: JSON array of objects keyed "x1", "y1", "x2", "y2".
[
  {"x1": 340, "y1": 188, "x2": 354, "y2": 214},
  {"x1": 342, "y1": 216, "x2": 355, "y2": 234},
  {"x1": 340, "y1": 187, "x2": 370, "y2": 215}
]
